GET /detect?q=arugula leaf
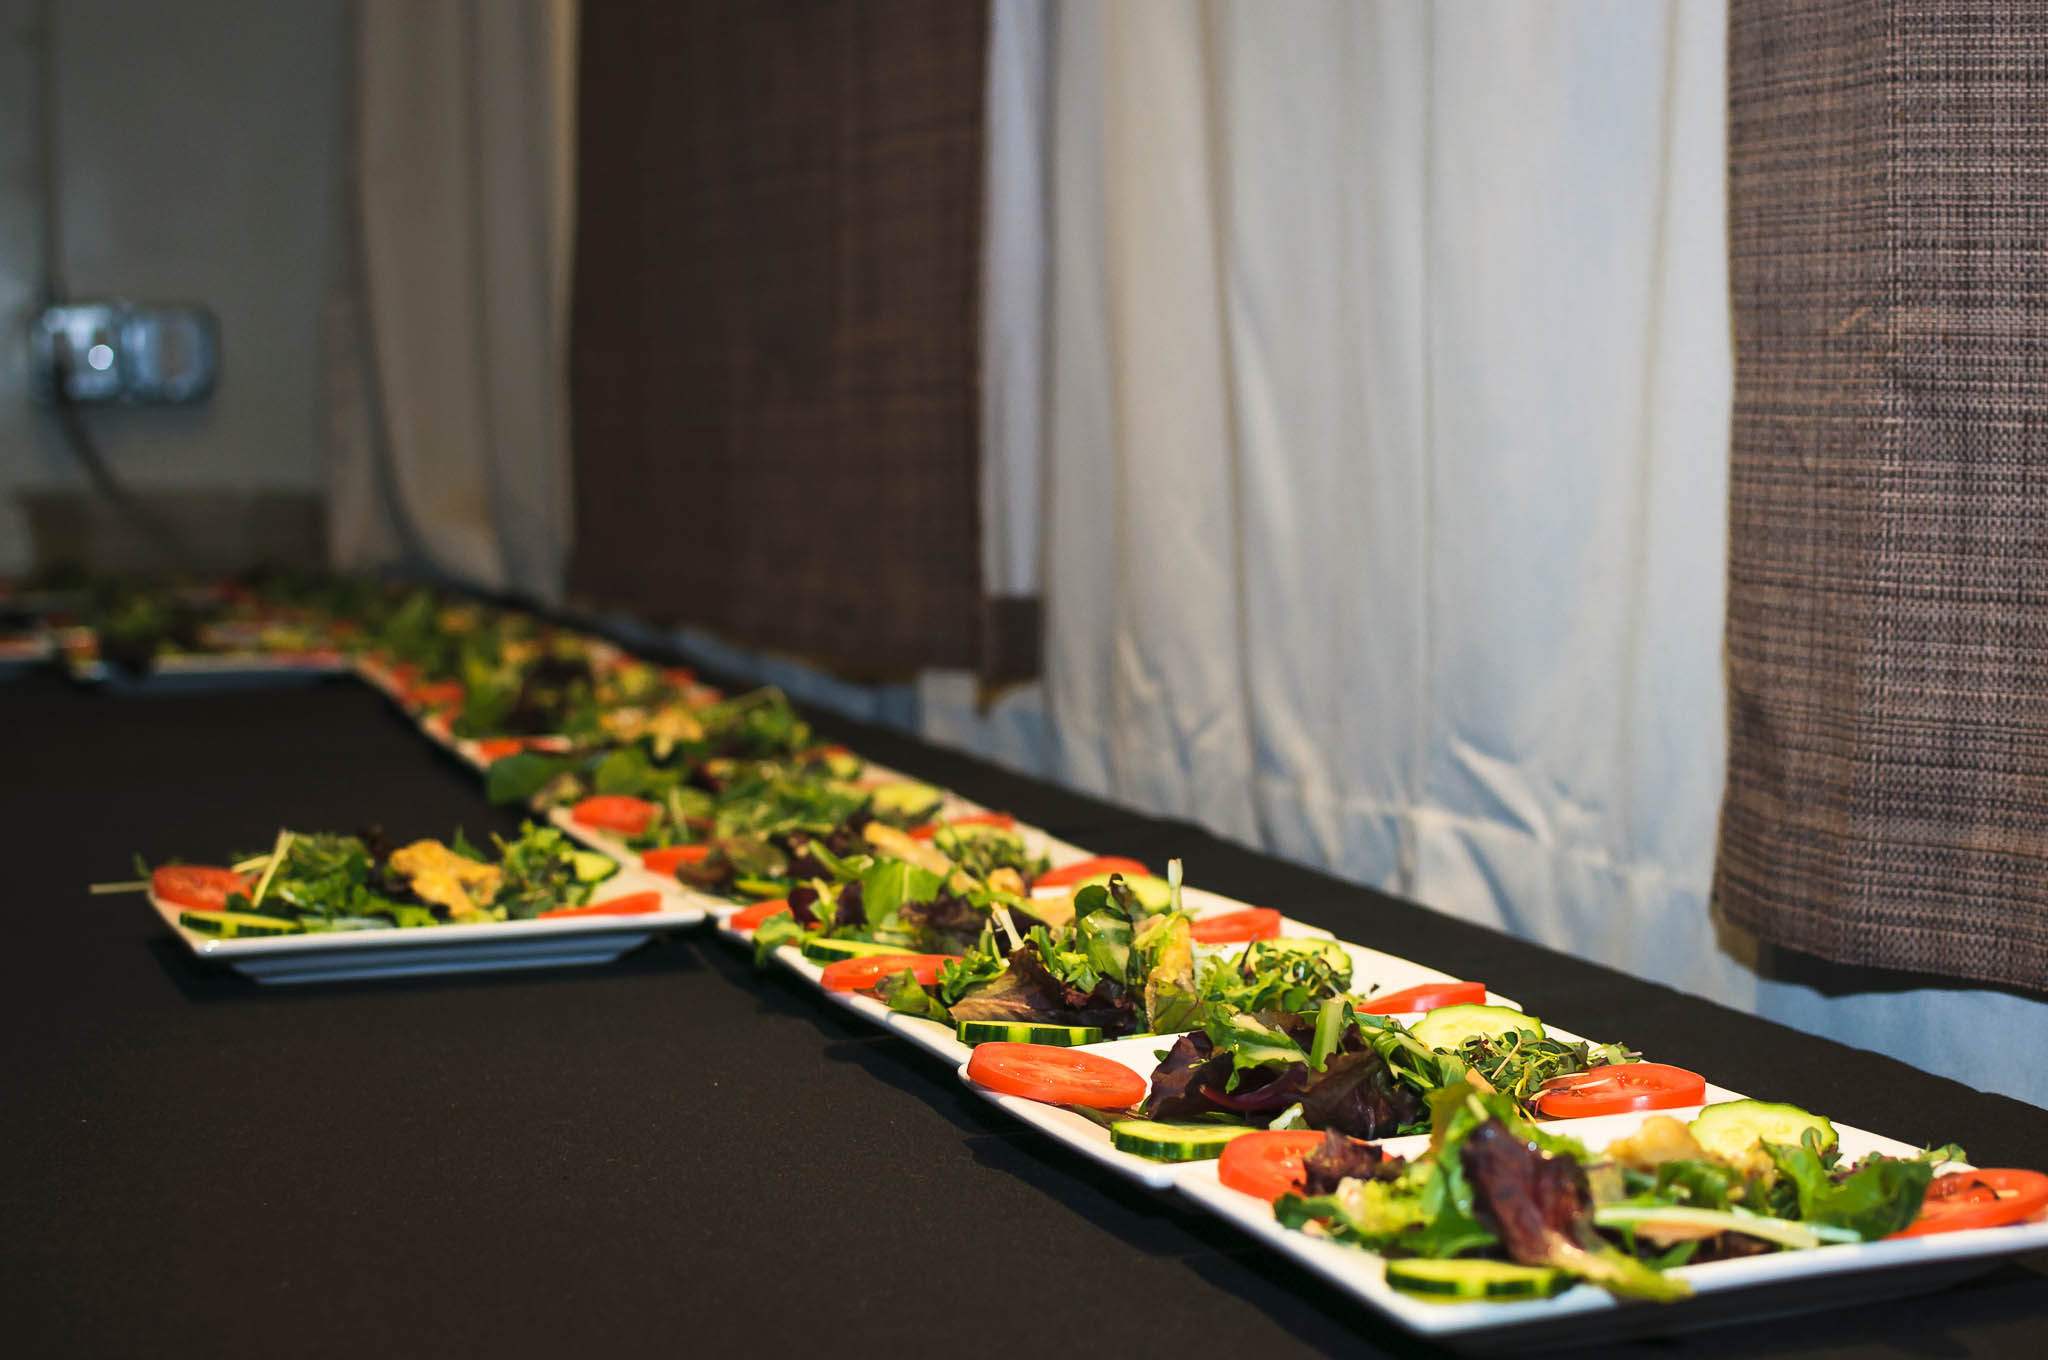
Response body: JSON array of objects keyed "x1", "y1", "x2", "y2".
[
  {"x1": 1766, "y1": 1130, "x2": 1936, "y2": 1240},
  {"x1": 859, "y1": 859, "x2": 944, "y2": 927},
  {"x1": 1074, "y1": 911, "x2": 1133, "y2": 983},
  {"x1": 1132, "y1": 909, "x2": 1199, "y2": 1032},
  {"x1": 1309, "y1": 997, "x2": 1351, "y2": 1072},
  {"x1": 932, "y1": 931, "x2": 1008, "y2": 1004},
  {"x1": 875, "y1": 969, "x2": 952, "y2": 1023},
  {"x1": 1406, "y1": 1156, "x2": 1500, "y2": 1257},
  {"x1": 1647, "y1": 1157, "x2": 1748, "y2": 1211},
  {"x1": 486, "y1": 751, "x2": 574, "y2": 805},
  {"x1": 593, "y1": 746, "x2": 660, "y2": 795},
  {"x1": 751, "y1": 909, "x2": 808, "y2": 965},
  {"x1": 492, "y1": 822, "x2": 596, "y2": 919},
  {"x1": 931, "y1": 824, "x2": 1048, "y2": 881},
  {"x1": 1206, "y1": 1013, "x2": 1310, "y2": 1089},
  {"x1": 1297, "y1": 1049, "x2": 1425, "y2": 1139}
]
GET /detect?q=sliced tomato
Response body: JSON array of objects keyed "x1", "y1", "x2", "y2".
[
  {"x1": 475, "y1": 735, "x2": 572, "y2": 762},
  {"x1": 1034, "y1": 856, "x2": 1152, "y2": 890},
  {"x1": 1534, "y1": 1063, "x2": 1707, "y2": 1119},
  {"x1": 965, "y1": 1043, "x2": 1148, "y2": 1109},
  {"x1": 1217, "y1": 1130, "x2": 1332, "y2": 1202},
  {"x1": 537, "y1": 891, "x2": 663, "y2": 920},
  {"x1": 730, "y1": 899, "x2": 791, "y2": 931},
  {"x1": 151, "y1": 865, "x2": 253, "y2": 912},
  {"x1": 570, "y1": 795, "x2": 659, "y2": 837},
  {"x1": 908, "y1": 811, "x2": 1017, "y2": 841},
  {"x1": 402, "y1": 679, "x2": 465, "y2": 711},
  {"x1": 1189, "y1": 908, "x2": 1284, "y2": 944},
  {"x1": 819, "y1": 952, "x2": 956, "y2": 992},
  {"x1": 641, "y1": 844, "x2": 712, "y2": 875},
  {"x1": 1356, "y1": 980, "x2": 1489, "y2": 1015},
  {"x1": 1889, "y1": 1169, "x2": 2048, "y2": 1238}
]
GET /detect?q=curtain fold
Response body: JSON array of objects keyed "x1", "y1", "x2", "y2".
[{"x1": 327, "y1": 0, "x2": 577, "y2": 601}]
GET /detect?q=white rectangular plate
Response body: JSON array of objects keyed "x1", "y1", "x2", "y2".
[
  {"x1": 149, "y1": 866, "x2": 705, "y2": 985},
  {"x1": 957, "y1": 1034, "x2": 1205, "y2": 1188},
  {"x1": 0, "y1": 633, "x2": 54, "y2": 668},
  {"x1": 731, "y1": 922, "x2": 1512, "y2": 1074},
  {"x1": 452, "y1": 733, "x2": 575, "y2": 773},
  {"x1": 882, "y1": 1010, "x2": 978, "y2": 1066},
  {"x1": 768, "y1": 944, "x2": 903, "y2": 1033},
  {"x1": 547, "y1": 807, "x2": 746, "y2": 918},
  {"x1": 71, "y1": 649, "x2": 352, "y2": 689},
  {"x1": 1173, "y1": 1108, "x2": 2045, "y2": 1347},
  {"x1": 954, "y1": 1017, "x2": 1739, "y2": 1192}
]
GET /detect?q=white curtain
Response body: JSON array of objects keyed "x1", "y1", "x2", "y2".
[
  {"x1": 327, "y1": 0, "x2": 577, "y2": 601},
  {"x1": 1041, "y1": 0, "x2": 1731, "y2": 957},
  {"x1": 965, "y1": 0, "x2": 2048, "y2": 1111}
]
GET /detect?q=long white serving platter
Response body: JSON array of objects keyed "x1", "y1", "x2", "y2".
[
  {"x1": 1173, "y1": 1108, "x2": 2047, "y2": 1349},
  {"x1": 331, "y1": 627, "x2": 2048, "y2": 1346},
  {"x1": 147, "y1": 865, "x2": 704, "y2": 985},
  {"x1": 769, "y1": 945, "x2": 905, "y2": 1033},
  {"x1": 0, "y1": 632, "x2": 54, "y2": 670},
  {"x1": 70, "y1": 649, "x2": 353, "y2": 688},
  {"x1": 952, "y1": 993, "x2": 1633, "y2": 1192}
]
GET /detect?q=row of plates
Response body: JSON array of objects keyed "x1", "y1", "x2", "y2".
[
  {"x1": 141, "y1": 648, "x2": 2048, "y2": 1346},
  {"x1": 718, "y1": 908, "x2": 2048, "y2": 1347}
]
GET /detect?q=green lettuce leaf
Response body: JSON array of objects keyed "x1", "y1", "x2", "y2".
[{"x1": 1767, "y1": 1132, "x2": 1936, "y2": 1240}]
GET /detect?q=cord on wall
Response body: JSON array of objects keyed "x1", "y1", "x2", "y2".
[{"x1": 32, "y1": 0, "x2": 194, "y2": 568}]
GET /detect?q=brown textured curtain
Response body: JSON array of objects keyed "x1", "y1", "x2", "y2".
[
  {"x1": 1718, "y1": 1, "x2": 2048, "y2": 991},
  {"x1": 569, "y1": 0, "x2": 991, "y2": 677}
]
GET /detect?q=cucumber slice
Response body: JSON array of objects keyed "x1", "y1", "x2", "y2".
[
  {"x1": 1409, "y1": 1003, "x2": 1542, "y2": 1050},
  {"x1": 570, "y1": 851, "x2": 620, "y2": 883},
  {"x1": 177, "y1": 909, "x2": 301, "y2": 939},
  {"x1": 1070, "y1": 872, "x2": 1173, "y2": 911},
  {"x1": 1383, "y1": 1258, "x2": 1569, "y2": 1302},
  {"x1": 801, "y1": 937, "x2": 918, "y2": 963},
  {"x1": 869, "y1": 780, "x2": 945, "y2": 822},
  {"x1": 956, "y1": 1019, "x2": 1104, "y2": 1047},
  {"x1": 1689, "y1": 1099, "x2": 1837, "y2": 1161},
  {"x1": 1109, "y1": 1119, "x2": 1255, "y2": 1161}
]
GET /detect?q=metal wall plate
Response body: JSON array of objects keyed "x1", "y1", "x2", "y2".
[{"x1": 29, "y1": 301, "x2": 220, "y2": 405}]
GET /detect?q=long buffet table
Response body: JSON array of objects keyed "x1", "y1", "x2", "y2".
[{"x1": 6, "y1": 665, "x2": 2048, "y2": 1358}]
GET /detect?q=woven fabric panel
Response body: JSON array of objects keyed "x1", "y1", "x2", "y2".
[
  {"x1": 1719, "y1": 0, "x2": 2048, "y2": 990},
  {"x1": 569, "y1": 0, "x2": 989, "y2": 676}
]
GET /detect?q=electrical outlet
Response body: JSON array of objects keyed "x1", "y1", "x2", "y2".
[{"x1": 29, "y1": 301, "x2": 220, "y2": 405}]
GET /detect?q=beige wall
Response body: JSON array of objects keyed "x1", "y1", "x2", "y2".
[{"x1": 0, "y1": 0, "x2": 346, "y2": 574}]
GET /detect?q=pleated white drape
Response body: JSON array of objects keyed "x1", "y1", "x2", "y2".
[
  {"x1": 984, "y1": 0, "x2": 2048, "y2": 1109},
  {"x1": 1042, "y1": 0, "x2": 1732, "y2": 970},
  {"x1": 327, "y1": 0, "x2": 577, "y2": 600}
]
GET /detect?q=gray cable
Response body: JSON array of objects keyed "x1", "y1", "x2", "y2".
[{"x1": 34, "y1": 0, "x2": 192, "y2": 567}]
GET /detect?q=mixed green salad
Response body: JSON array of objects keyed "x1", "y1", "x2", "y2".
[
  {"x1": 142, "y1": 822, "x2": 636, "y2": 936},
  {"x1": 84, "y1": 572, "x2": 2045, "y2": 1323},
  {"x1": 1261, "y1": 1086, "x2": 1961, "y2": 1303}
]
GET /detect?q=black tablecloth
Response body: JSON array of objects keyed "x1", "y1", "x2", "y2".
[{"x1": 6, "y1": 669, "x2": 2047, "y2": 1358}]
